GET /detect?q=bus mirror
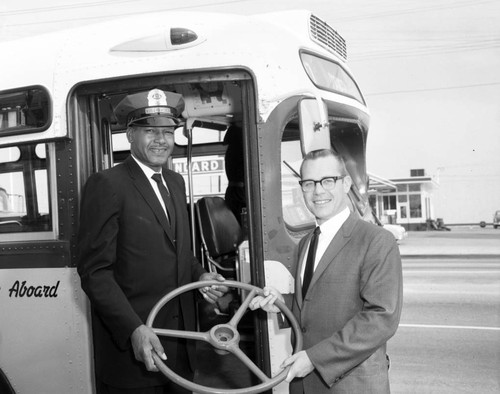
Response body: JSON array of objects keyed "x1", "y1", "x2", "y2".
[{"x1": 298, "y1": 97, "x2": 330, "y2": 155}]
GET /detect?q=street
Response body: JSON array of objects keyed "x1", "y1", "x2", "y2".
[{"x1": 389, "y1": 257, "x2": 500, "y2": 393}]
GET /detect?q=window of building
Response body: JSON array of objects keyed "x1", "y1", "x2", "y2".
[
  {"x1": 409, "y1": 183, "x2": 421, "y2": 192},
  {"x1": 409, "y1": 194, "x2": 422, "y2": 218},
  {"x1": 410, "y1": 169, "x2": 425, "y2": 177},
  {"x1": 383, "y1": 195, "x2": 397, "y2": 210},
  {"x1": 398, "y1": 194, "x2": 407, "y2": 203},
  {"x1": 400, "y1": 205, "x2": 407, "y2": 219},
  {"x1": 397, "y1": 184, "x2": 407, "y2": 192},
  {"x1": 173, "y1": 156, "x2": 227, "y2": 200}
]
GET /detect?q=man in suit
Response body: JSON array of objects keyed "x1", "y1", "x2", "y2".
[
  {"x1": 251, "y1": 148, "x2": 403, "y2": 393},
  {"x1": 77, "y1": 88, "x2": 227, "y2": 394}
]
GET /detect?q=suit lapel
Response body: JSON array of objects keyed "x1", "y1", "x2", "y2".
[
  {"x1": 299, "y1": 213, "x2": 358, "y2": 306},
  {"x1": 125, "y1": 157, "x2": 176, "y2": 245}
]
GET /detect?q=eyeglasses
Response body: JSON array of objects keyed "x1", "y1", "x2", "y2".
[{"x1": 299, "y1": 176, "x2": 346, "y2": 192}]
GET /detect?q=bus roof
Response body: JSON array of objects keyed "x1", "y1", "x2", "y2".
[{"x1": 0, "y1": 9, "x2": 368, "y2": 144}]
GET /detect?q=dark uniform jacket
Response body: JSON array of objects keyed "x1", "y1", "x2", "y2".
[{"x1": 78, "y1": 156, "x2": 205, "y2": 388}]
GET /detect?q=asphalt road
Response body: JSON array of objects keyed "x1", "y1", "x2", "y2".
[{"x1": 389, "y1": 257, "x2": 500, "y2": 393}]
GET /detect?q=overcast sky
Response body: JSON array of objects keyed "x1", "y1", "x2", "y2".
[{"x1": 1, "y1": 0, "x2": 499, "y2": 222}]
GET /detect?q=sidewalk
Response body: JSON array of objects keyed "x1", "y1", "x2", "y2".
[{"x1": 397, "y1": 227, "x2": 500, "y2": 258}]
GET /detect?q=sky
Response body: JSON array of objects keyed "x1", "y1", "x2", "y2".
[{"x1": 1, "y1": 0, "x2": 499, "y2": 224}]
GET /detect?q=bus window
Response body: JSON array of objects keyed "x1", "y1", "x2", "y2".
[
  {"x1": 300, "y1": 51, "x2": 365, "y2": 104},
  {"x1": 0, "y1": 86, "x2": 51, "y2": 136},
  {"x1": 0, "y1": 143, "x2": 54, "y2": 239},
  {"x1": 281, "y1": 128, "x2": 315, "y2": 234}
]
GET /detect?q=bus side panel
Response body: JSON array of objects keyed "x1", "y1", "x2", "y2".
[{"x1": 0, "y1": 267, "x2": 94, "y2": 394}]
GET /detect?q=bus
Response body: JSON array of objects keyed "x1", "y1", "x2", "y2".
[{"x1": 0, "y1": 9, "x2": 371, "y2": 394}]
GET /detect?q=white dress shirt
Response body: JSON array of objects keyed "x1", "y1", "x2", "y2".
[
  {"x1": 131, "y1": 155, "x2": 170, "y2": 218},
  {"x1": 300, "y1": 207, "x2": 350, "y2": 283}
]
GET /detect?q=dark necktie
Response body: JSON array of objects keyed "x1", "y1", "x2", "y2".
[
  {"x1": 302, "y1": 226, "x2": 321, "y2": 298},
  {"x1": 151, "y1": 173, "x2": 175, "y2": 229}
]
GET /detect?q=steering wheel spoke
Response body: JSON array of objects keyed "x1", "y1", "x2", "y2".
[
  {"x1": 228, "y1": 287, "x2": 258, "y2": 327},
  {"x1": 152, "y1": 328, "x2": 210, "y2": 342},
  {"x1": 230, "y1": 346, "x2": 272, "y2": 383}
]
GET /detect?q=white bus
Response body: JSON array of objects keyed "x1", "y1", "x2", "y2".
[{"x1": 0, "y1": 9, "x2": 371, "y2": 394}]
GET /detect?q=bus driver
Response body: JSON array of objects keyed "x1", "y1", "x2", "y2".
[{"x1": 77, "y1": 88, "x2": 227, "y2": 394}]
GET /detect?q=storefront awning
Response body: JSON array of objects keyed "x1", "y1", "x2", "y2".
[{"x1": 368, "y1": 172, "x2": 397, "y2": 192}]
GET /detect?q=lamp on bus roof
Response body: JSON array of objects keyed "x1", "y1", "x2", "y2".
[
  {"x1": 170, "y1": 28, "x2": 198, "y2": 45},
  {"x1": 110, "y1": 28, "x2": 204, "y2": 52}
]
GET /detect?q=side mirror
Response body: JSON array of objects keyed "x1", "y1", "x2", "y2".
[{"x1": 298, "y1": 97, "x2": 330, "y2": 155}]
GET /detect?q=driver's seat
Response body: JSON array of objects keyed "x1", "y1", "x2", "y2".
[{"x1": 196, "y1": 196, "x2": 244, "y2": 279}]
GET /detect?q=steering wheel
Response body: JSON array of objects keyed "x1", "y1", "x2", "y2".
[{"x1": 146, "y1": 280, "x2": 303, "y2": 394}]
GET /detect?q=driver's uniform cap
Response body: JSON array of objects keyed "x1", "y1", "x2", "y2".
[{"x1": 115, "y1": 89, "x2": 185, "y2": 127}]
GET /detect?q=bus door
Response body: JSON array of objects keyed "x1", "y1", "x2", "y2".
[{"x1": 71, "y1": 71, "x2": 278, "y2": 390}]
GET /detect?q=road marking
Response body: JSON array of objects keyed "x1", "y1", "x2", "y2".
[
  {"x1": 404, "y1": 270, "x2": 500, "y2": 274},
  {"x1": 399, "y1": 323, "x2": 500, "y2": 331}
]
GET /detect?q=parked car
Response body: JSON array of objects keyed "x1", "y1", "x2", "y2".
[
  {"x1": 383, "y1": 224, "x2": 408, "y2": 241},
  {"x1": 494, "y1": 210, "x2": 500, "y2": 229},
  {"x1": 368, "y1": 210, "x2": 408, "y2": 241}
]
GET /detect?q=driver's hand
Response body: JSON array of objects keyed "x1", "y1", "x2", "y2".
[
  {"x1": 281, "y1": 350, "x2": 315, "y2": 382},
  {"x1": 249, "y1": 286, "x2": 283, "y2": 313},
  {"x1": 131, "y1": 324, "x2": 167, "y2": 372},
  {"x1": 198, "y1": 272, "x2": 229, "y2": 304}
]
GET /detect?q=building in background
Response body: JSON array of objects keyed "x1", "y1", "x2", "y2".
[{"x1": 370, "y1": 169, "x2": 439, "y2": 231}]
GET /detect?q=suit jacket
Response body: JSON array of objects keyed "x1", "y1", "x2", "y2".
[
  {"x1": 290, "y1": 213, "x2": 403, "y2": 394},
  {"x1": 77, "y1": 156, "x2": 206, "y2": 388}
]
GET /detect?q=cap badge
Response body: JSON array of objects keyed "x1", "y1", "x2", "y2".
[{"x1": 147, "y1": 89, "x2": 168, "y2": 107}]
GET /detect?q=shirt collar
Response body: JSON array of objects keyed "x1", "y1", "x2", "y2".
[
  {"x1": 317, "y1": 207, "x2": 350, "y2": 236},
  {"x1": 131, "y1": 154, "x2": 160, "y2": 179}
]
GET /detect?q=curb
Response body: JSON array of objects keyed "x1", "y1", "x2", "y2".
[{"x1": 401, "y1": 254, "x2": 500, "y2": 259}]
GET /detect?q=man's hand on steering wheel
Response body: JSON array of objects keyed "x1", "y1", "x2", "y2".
[
  {"x1": 131, "y1": 324, "x2": 167, "y2": 372},
  {"x1": 198, "y1": 272, "x2": 229, "y2": 304},
  {"x1": 249, "y1": 286, "x2": 283, "y2": 313}
]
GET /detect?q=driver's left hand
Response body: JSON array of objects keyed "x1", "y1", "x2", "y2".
[{"x1": 198, "y1": 272, "x2": 229, "y2": 304}]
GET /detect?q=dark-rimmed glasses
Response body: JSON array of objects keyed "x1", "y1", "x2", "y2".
[{"x1": 299, "y1": 176, "x2": 346, "y2": 192}]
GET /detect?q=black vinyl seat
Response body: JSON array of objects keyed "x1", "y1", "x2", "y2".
[{"x1": 195, "y1": 196, "x2": 244, "y2": 279}]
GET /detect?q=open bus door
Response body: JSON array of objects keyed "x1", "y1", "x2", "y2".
[{"x1": 74, "y1": 72, "x2": 288, "y2": 393}]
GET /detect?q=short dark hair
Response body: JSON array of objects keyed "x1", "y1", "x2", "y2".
[{"x1": 300, "y1": 148, "x2": 348, "y2": 177}]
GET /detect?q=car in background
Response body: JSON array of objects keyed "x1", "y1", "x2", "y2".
[
  {"x1": 367, "y1": 210, "x2": 408, "y2": 241},
  {"x1": 494, "y1": 210, "x2": 500, "y2": 229},
  {"x1": 383, "y1": 224, "x2": 408, "y2": 241}
]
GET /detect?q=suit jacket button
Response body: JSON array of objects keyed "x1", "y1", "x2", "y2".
[{"x1": 301, "y1": 327, "x2": 307, "y2": 333}]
